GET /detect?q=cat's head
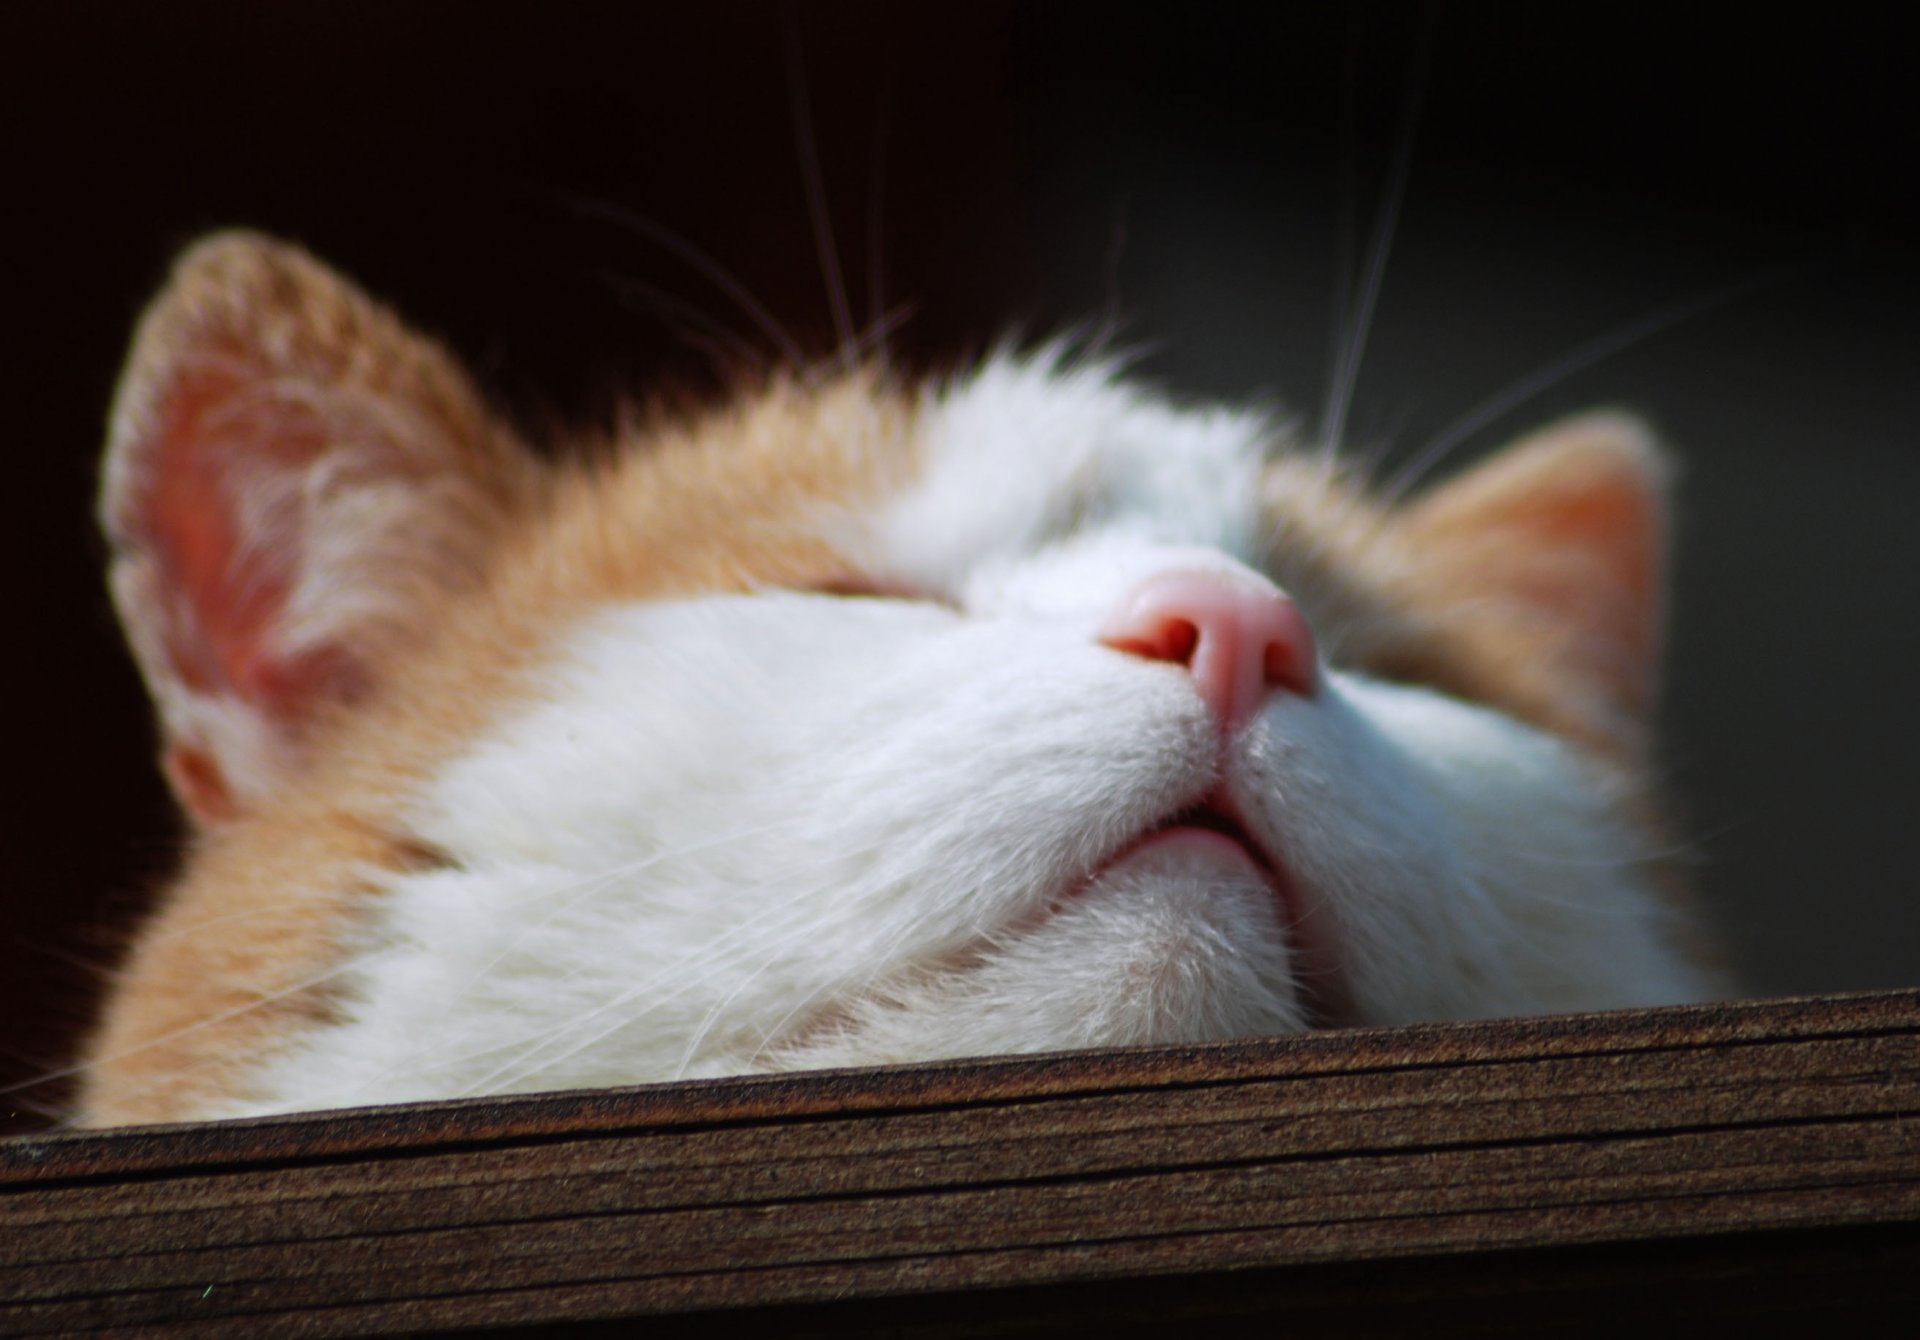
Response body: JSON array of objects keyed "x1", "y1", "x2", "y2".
[{"x1": 84, "y1": 233, "x2": 1717, "y2": 1123}]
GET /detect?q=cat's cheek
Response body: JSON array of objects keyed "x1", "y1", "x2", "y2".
[
  {"x1": 1226, "y1": 682, "x2": 1472, "y2": 1022},
  {"x1": 1285, "y1": 674, "x2": 1711, "y2": 1021}
]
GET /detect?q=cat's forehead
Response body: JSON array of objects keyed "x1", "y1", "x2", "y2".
[{"x1": 868, "y1": 353, "x2": 1277, "y2": 587}]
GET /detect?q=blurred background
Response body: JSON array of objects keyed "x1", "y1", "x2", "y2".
[{"x1": 6, "y1": 2, "x2": 1917, "y2": 1131}]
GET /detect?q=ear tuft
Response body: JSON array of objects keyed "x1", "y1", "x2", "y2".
[
  {"x1": 1397, "y1": 413, "x2": 1673, "y2": 749},
  {"x1": 101, "y1": 232, "x2": 538, "y2": 824}
]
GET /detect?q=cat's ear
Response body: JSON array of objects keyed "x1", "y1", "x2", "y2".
[
  {"x1": 100, "y1": 232, "x2": 540, "y2": 825},
  {"x1": 1396, "y1": 413, "x2": 1671, "y2": 749}
]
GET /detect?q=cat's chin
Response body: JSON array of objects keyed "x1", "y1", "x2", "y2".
[{"x1": 1081, "y1": 801, "x2": 1351, "y2": 1029}]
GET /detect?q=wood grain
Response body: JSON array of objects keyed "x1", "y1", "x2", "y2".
[{"x1": 3, "y1": 990, "x2": 1917, "y2": 1336}]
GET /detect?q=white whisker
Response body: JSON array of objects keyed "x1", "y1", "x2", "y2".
[
  {"x1": 783, "y1": 7, "x2": 857, "y2": 370},
  {"x1": 1320, "y1": 19, "x2": 1431, "y2": 460},
  {"x1": 1381, "y1": 267, "x2": 1790, "y2": 504},
  {"x1": 555, "y1": 189, "x2": 808, "y2": 370},
  {"x1": 5, "y1": 945, "x2": 406, "y2": 1111}
]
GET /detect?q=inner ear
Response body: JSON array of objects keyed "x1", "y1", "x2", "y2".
[
  {"x1": 125, "y1": 355, "x2": 374, "y2": 703},
  {"x1": 1394, "y1": 413, "x2": 1673, "y2": 748},
  {"x1": 101, "y1": 233, "x2": 539, "y2": 824}
]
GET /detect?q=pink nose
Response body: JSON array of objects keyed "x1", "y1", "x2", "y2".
[{"x1": 1099, "y1": 571, "x2": 1318, "y2": 730}]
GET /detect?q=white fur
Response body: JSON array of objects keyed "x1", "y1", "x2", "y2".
[
  {"x1": 226, "y1": 355, "x2": 1708, "y2": 1118},
  {"x1": 872, "y1": 351, "x2": 1271, "y2": 591}
]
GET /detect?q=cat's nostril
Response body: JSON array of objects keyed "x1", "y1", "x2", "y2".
[{"x1": 1100, "y1": 571, "x2": 1318, "y2": 730}]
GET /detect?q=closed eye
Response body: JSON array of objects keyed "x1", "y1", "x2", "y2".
[{"x1": 803, "y1": 578, "x2": 959, "y2": 610}]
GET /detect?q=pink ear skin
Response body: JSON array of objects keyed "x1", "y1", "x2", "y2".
[
  {"x1": 99, "y1": 233, "x2": 536, "y2": 825},
  {"x1": 1396, "y1": 414, "x2": 1672, "y2": 748},
  {"x1": 132, "y1": 362, "x2": 370, "y2": 707},
  {"x1": 162, "y1": 744, "x2": 238, "y2": 826}
]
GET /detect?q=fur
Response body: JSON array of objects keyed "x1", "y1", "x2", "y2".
[{"x1": 78, "y1": 234, "x2": 1720, "y2": 1125}]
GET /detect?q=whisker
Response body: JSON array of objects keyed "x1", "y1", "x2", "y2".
[
  {"x1": 840, "y1": 302, "x2": 917, "y2": 369},
  {"x1": 742, "y1": 837, "x2": 1070, "y2": 1068},
  {"x1": 1320, "y1": 14, "x2": 1432, "y2": 460},
  {"x1": 35, "y1": 816, "x2": 826, "y2": 1115},
  {"x1": 672, "y1": 930, "x2": 824, "y2": 1078},
  {"x1": 782, "y1": 4, "x2": 857, "y2": 370},
  {"x1": 1099, "y1": 205, "x2": 1132, "y2": 350},
  {"x1": 553, "y1": 189, "x2": 808, "y2": 370},
  {"x1": 1, "y1": 945, "x2": 406, "y2": 1108},
  {"x1": 475, "y1": 817, "x2": 1007, "y2": 1094},
  {"x1": 468, "y1": 873, "x2": 865, "y2": 1095},
  {"x1": 594, "y1": 269, "x2": 770, "y2": 377},
  {"x1": 1319, "y1": 5, "x2": 1365, "y2": 469},
  {"x1": 354, "y1": 824, "x2": 837, "y2": 1095},
  {"x1": 442, "y1": 819, "x2": 915, "y2": 1093},
  {"x1": 1381, "y1": 260, "x2": 1814, "y2": 503},
  {"x1": 725, "y1": 883, "x2": 953, "y2": 1072},
  {"x1": 866, "y1": 65, "x2": 897, "y2": 337},
  {"x1": 738, "y1": 902, "x2": 935, "y2": 1069}
]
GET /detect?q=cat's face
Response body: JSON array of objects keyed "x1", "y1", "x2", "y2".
[{"x1": 81, "y1": 234, "x2": 1717, "y2": 1124}]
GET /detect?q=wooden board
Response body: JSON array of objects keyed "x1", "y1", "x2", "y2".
[{"x1": 4, "y1": 990, "x2": 1917, "y2": 1335}]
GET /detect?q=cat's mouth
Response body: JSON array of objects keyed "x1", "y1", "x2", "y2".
[{"x1": 1090, "y1": 794, "x2": 1351, "y2": 1029}]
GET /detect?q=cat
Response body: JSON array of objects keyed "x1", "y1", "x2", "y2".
[{"x1": 76, "y1": 231, "x2": 1722, "y2": 1126}]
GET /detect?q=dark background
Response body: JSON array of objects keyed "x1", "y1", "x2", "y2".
[{"x1": 6, "y1": 2, "x2": 1917, "y2": 1132}]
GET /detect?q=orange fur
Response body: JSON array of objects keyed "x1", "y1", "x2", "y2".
[
  {"x1": 102, "y1": 234, "x2": 544, "y2": 823},
  {"x1": 85, "y1": 238, "x2": 919, "y2": 1124},
  {"x1": 1258, "y1": 428, "x2": 1666, "y2": 760},
  {"x1": 83, "y1": 234, "x2": 1705, "y2": 1125}
]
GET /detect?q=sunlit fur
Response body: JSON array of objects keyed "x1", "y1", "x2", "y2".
[{"x1": 79, "y1": 235, "x2": 1719, "y2": 1124}]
